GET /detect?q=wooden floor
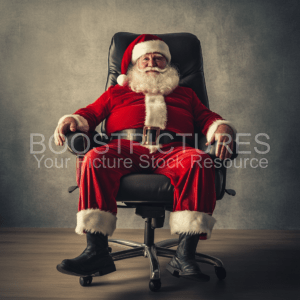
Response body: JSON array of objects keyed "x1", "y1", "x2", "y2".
[{"x1": 0, "y1": 229, "x2": 299, "y2": 300}]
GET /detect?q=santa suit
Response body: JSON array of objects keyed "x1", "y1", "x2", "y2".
[{"x1": 59, "y1": 83, "x2": 235, "y2": 240}]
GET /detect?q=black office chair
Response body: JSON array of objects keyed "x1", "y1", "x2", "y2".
[{"x1": 66, "y1": 32, "x2": 237, "y2": 292}]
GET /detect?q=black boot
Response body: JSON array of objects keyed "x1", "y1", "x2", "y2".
[
  {"x1": 56, "y1": 232, "x2": 116, "y2": 276},
  {"x1": 166, "y1": 233, "x2": 210, "y2": 281}
]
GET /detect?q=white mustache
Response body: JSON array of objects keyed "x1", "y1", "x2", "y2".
[{"x1": 139, "y1": 67, "x2": 168, "y2": 73}]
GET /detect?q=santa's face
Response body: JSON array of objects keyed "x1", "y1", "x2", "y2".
[
  {"x1": 137, "y1": 53, "x2": 167, "y2": 75},
  {"x1": 127, "y1": 56, "x2": 179, "y2": 96}
]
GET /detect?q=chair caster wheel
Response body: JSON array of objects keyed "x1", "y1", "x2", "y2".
[
  {"x1": 149, "y1": 279, "x2": 161, "y2": 292},
  {"x1": 80, "y1": 276, "x2": 93, "y2": 286},
  {"x1": 215, "y1": 267, "x2": 226, "y2": 280}
]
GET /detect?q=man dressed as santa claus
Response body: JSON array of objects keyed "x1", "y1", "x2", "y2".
[{"x1": 54, "y1": 34, "x2": 236, "y2": 281}]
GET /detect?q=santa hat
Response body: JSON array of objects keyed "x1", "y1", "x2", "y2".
[{"x1": 117, "y1": 34, "x2": 171, "y2": 86}]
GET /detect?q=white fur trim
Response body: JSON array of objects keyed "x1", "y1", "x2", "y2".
[
  {"x1": 142, "y1": 144, "x2": 162, "y2": 154},
  {"x1": 206, "y1": 120, "x2": 237, "y2": 143},
  {"x1": 132, "y1": 40, "x2": 171, "y2": 64},
  {"x1": 169, "y1": 210, "x2": 216, "y2": 239},
  {"x1": 75, "y1": 209, "x2": 117, "y2": 236},
  {"x1": 140, "y1": 94, "x2": 167, "y2": 153},
  {"x1": 58, "y1": 114, "x2": 89, "y2": 132},
  {"x1": 144, "y1": 94, "x2": 167, "y2": 129},
  {"x1": 117, "y1": 74, "x2": 128, "y2": 86}
]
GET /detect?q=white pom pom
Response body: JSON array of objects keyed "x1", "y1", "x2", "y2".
[{"x1": 117, "y1": 74, "x2": 128, "y2": 86}]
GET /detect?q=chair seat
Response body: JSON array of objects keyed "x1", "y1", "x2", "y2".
[
  {"x1": 116, "y1": 169, "x2": 225, "y2": 203},
  {"x1": 116, "y1": 174, "x2": 174, "y2": 204}
]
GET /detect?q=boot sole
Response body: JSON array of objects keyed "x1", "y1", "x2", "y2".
[
  {"x1": 166, "y1": 263, "x2": 210, "y2": 282},
  {"x1": 56, "y1": 263, "x2": 116, "y2": 277}
]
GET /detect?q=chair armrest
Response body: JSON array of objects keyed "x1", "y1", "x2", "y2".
[
  {"x1": 196, "y1": 134, "x2": 238, "y2": 160},
  {"x1": 65, "y1": 131, "x2": 107, "y2": 155}
]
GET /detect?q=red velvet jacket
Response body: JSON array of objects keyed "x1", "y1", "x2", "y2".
[{"x1": 74, "y1": 84, "x2": 223, "y2": 139}]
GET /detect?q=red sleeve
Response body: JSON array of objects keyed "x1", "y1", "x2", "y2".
[
  {"x1": 191, "y1": 90, "x2": 223, "y2": 136},
  {"x1": 74, "y1": 87, "x2": 112, "y2": 132}
]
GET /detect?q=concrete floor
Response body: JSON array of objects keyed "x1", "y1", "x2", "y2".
[{"x1": 0, "y1": 228, "x2": 299, "y2": 300}]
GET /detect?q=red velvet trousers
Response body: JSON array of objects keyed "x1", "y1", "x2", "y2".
[{"x1": 78, "y1": 139, "x2": 216, "y2": 216}]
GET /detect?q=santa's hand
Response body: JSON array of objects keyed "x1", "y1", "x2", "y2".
[
  {"x1": 54, "y1": 116, "x2": 77, "y2": 146},
  {"x1": 206, "y1": 124, "x2": 234, "y2": 160}
]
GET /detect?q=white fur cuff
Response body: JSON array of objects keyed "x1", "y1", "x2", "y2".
[
  {"x1": 206, "y1": 119, "x2": 237, "y2": 143},
  {"x1": 58, "y1": 114, "x2": 89, "y2": 132},
  {"x1": 75, "y1": 209, "x2": 117, "y2": 236},
  {"x1": 169, "y1": 210, "x2": 216, "y2": 239}
]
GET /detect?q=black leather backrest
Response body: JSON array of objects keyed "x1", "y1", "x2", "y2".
[{"x1": 101, "y1": 32, "x2": 209, "y2": 135}]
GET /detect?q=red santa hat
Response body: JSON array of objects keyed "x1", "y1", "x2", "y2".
[{"x1": 117, "y1": 34, "x2": 171, "y2": 86}]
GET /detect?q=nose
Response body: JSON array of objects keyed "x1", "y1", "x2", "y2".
[{"x1": 148, "y1": 57, "x2": 156, "y2": 67}]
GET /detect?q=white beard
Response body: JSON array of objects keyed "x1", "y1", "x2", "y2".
[{"x1": 127, "y1": 64, "x2": 180, "y2": 96}]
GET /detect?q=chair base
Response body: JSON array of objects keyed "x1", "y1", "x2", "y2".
[
  {"x1": 107, "y1": 237, "x2": 226, "y2": 290},
  {"x1": 107, "y1": 217, "x2": 226, "y2": 291}
]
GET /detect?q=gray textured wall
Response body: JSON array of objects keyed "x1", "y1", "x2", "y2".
[{"x1": 1, "y1": 0, "x2": 299, "y2": 230}]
